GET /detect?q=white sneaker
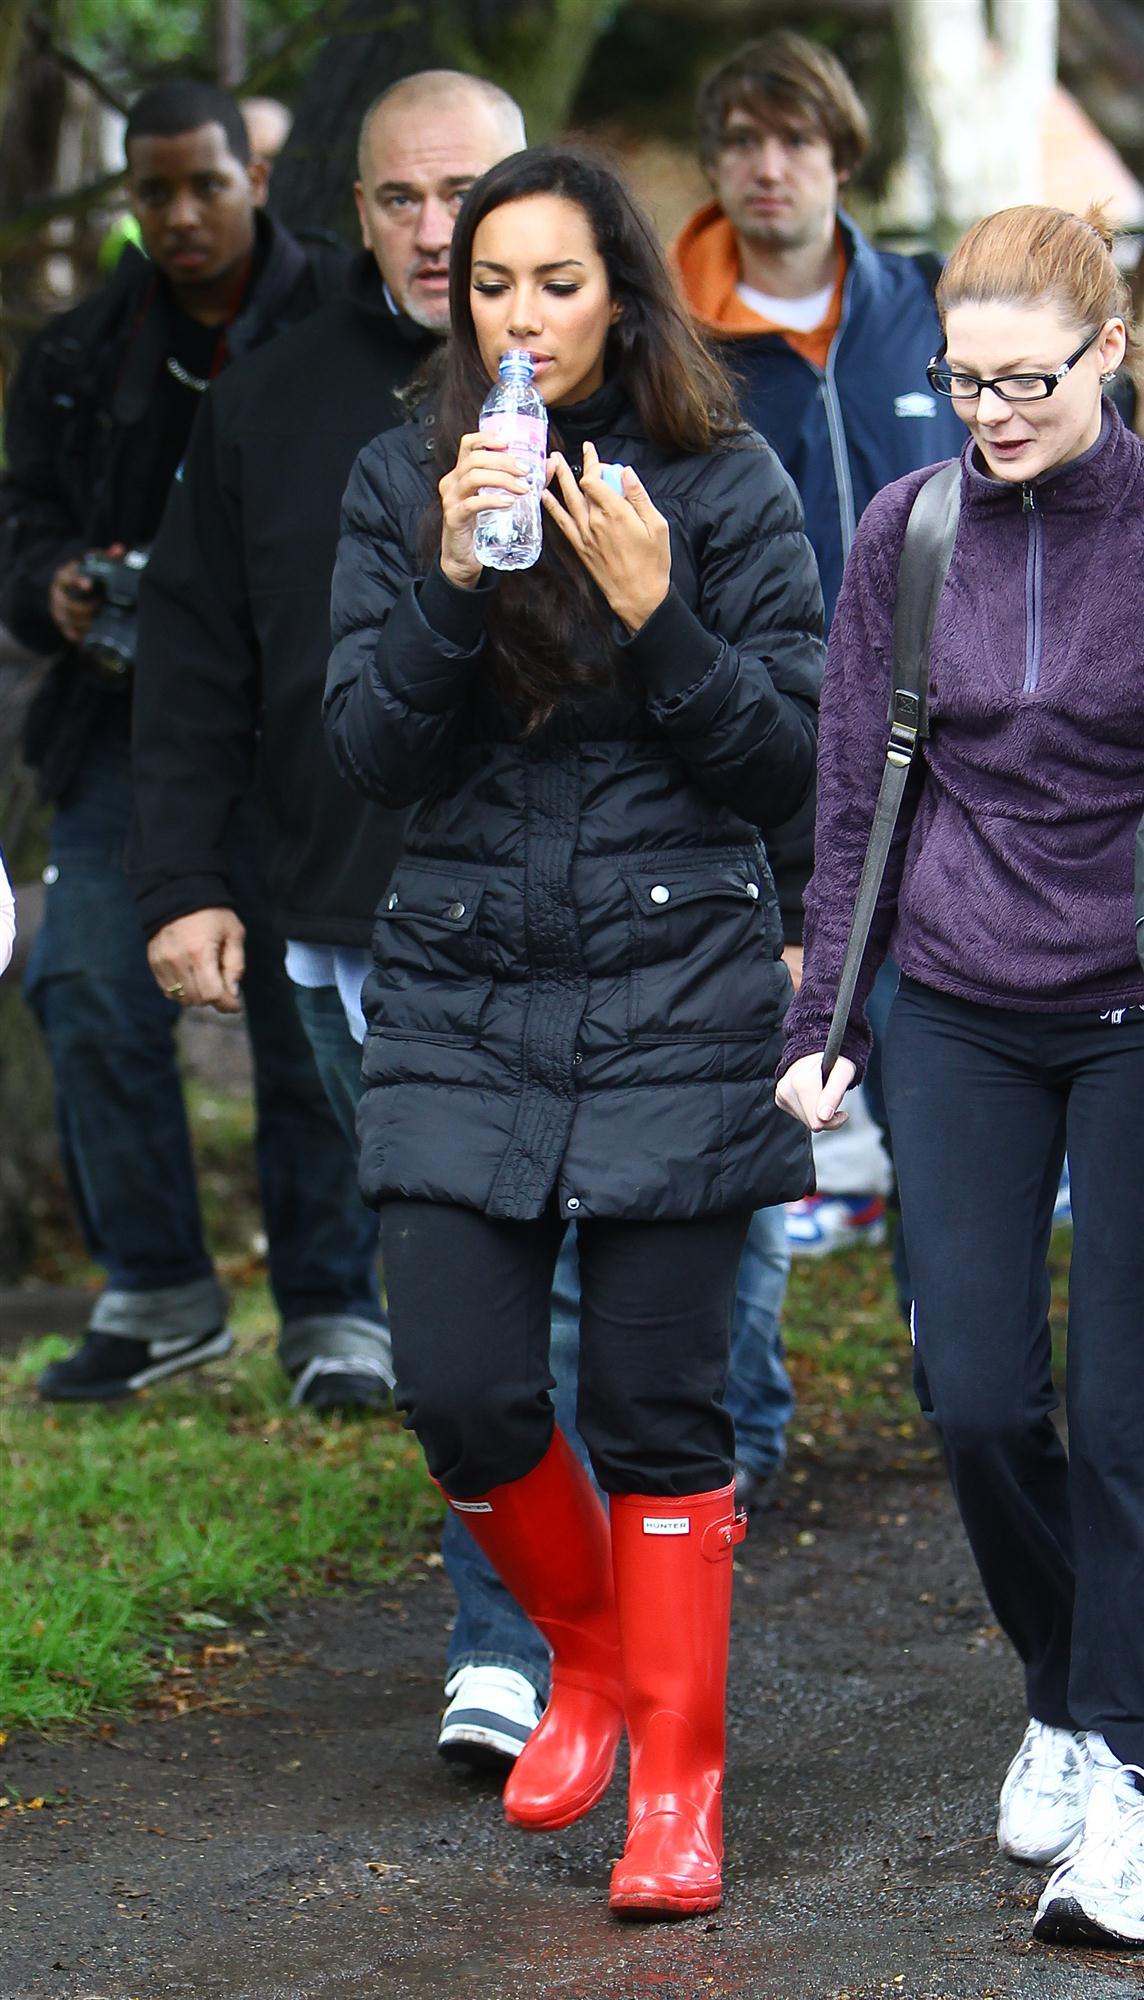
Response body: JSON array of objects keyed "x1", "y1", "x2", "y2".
[
  {"x1": 784, "y1": 1193, "x2": 886, "y2": 1256},
  {"x1": 997, "y1": 1718, "x2": 1092, "y2": 1865},
  {"x1": 1034, "y1": 1754, "x2": 1144, "y2": 1946},
  {"x1": 436, "y1": 1664, "x2": 543, "y2": 1770}
]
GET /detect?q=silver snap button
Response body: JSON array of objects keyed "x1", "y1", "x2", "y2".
[
  {"x1": 566, "y1": 1196, "x2": 581, "y2": 1212},
  {"x1": 649, "y1": 884, "x2": 670, "y2": 905},
  {"x1": 573, "y1": 1053, "x2": 583, "y2": 1066},
  {"x1": 42, "y1": 863, "x2": 60, "y2": 886},
  {"x1": 746, "y1": 882, "x2": 760, "y2": 900},
  {"x1": 386, "y1": 891, "x2": 399, "y2": 910},
  {"x1": 445, "y1": 901, "x2": 466, "y2": 920}
]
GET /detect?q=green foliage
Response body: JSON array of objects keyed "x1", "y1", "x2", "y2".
[
  {"x1": 0, "y1": 1294, "x2": 442, "y2": 1730},
  {"x1": 70, "y1": 0, "x2": 318, "y2": 93}
]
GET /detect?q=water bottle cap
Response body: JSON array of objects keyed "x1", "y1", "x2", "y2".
[{"x1": 498, "y1": 348, "x2": 535, "y2": 380}]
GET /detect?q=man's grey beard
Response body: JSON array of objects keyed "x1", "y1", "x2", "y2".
[{"x1": 396, "y1": 284, "x2": 452, "y2": 334}]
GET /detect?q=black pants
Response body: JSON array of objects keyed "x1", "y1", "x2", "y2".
[
  {"x1": 378, "y1": 1200, "x2": 750, "y2": 1500},
  {"x1": 883, "y1": 976, "x2": 1144, "y2": 1765}
]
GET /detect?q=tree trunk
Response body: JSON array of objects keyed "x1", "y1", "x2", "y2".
[
  {"x1": 0, "y1": 0, "x2": 32, "y2": 142},
  {"x1": 216, "y1": 0, "x2": 249, "y2": 90},
  {"x1": 894, "y1": 0, "x2": 1058, "y2": 237},
  {"x1": 270, "y1": 0, "x2": 618, "y2": 242},
  {"x1": 0, "y1": 7, "x2": 70, "y2": 374}
]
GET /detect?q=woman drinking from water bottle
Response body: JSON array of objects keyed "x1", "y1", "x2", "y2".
[{"x1": 324, "y1": 144, "x2": 822, "y2": 1918}]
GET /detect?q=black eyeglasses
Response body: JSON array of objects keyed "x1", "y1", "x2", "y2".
[{"x1": 926, "y1": 325, "x2": 1103, "y2": 404}]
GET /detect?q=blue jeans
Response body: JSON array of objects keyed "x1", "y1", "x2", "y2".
[
  {"x1": 724, "y1": 1203, "x2": 794, "y2": 1477},
  {"x1": 292, "y1": 980, "x2": 585, "y2": 1697},
  {"x1": 24, "y1": 717, "x2": 386, "y2": 1372}
]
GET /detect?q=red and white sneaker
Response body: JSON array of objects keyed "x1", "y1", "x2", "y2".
[{"x1": 785, "y1": 1193, "x2": 887, "y2": 1257}]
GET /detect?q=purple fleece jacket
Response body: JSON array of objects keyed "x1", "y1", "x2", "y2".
[{"x1": 781, "y1": 404, "x2": 1144, "y2": 1080}]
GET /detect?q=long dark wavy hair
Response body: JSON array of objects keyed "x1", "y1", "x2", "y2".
[{"x1": 422, "y1": 145, "x2": 744, "y2": 727}]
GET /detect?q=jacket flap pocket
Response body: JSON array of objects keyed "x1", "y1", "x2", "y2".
[
  {"x1": 379, "y1": 866, "x2": 486, "y2": 930},
  {"x1": 621, "y1": 860, "x2": 765, "y2": 918}
]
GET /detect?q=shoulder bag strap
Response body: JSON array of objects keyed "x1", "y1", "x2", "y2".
[{"x1": 822, "y1": 459, "x2": 962, "y2": 1081}]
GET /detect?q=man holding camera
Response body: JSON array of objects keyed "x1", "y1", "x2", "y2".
[{"x1": 0, "y1": 80, "x2": 389, "y2": 1409}]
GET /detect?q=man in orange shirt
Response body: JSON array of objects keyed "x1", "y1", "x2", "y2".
[
  {"x1": 674, "y1": 30, "x2": 963, "y2": 627},
  {"x1": 673, "y1": 35, "x2": 963, "y2": 1499}
]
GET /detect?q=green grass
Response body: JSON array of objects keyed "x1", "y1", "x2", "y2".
[
  {"x1": 784, "y1": 1242, "x2": 917, "y2": 1438},
  {"x1": 781, "y1": 1225, "x2": 1072, "y2": 1452},
  {"x1": 0, "y1": 1285, "x2": 442, "y2": 1732},
  {"x1": 3, "y1": 1046, "x2": 1076, "y2": 1742}
]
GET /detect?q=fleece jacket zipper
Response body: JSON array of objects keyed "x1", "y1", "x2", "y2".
[{"x1": 1021, "y1": 482, "x2": 1044, "y2": 695}]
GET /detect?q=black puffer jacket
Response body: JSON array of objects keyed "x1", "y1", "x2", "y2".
[{"x1": 325, "y1": 388, "x2": 823, "y2": 1223}]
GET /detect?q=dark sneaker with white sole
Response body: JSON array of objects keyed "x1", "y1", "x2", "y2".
[
  {"x1": 289, "y1": 1355, "x2": 392, "y2": 1414},
  {"x1": 734, "y1": 1461, "x2": 781, "y2": 1516},
  {"x1": 37, "y1": 1326, "x2": 234, "y2": 1401},
  {"x1": 437, "y1": 1664, "x2": 544, "y2": 1771}
]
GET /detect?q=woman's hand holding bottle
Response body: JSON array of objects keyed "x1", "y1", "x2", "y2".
[
  {"x1": 438, "y1": 434, "x2": 530, "y2": 590},
  {"x1": 543, "y1": 441, "x2": 671, "y2": 634},
  {"x1": 774, "y1": 1052, "x2": 856, "y2": 1132}
]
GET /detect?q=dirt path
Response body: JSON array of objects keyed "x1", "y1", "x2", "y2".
[{"x1": 3, "y1": 1453, "x2": 1142, "y2": 2000}]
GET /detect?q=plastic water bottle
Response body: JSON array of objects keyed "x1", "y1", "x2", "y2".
[{"x1": 474, "y1": 349, "x2": 548, "y2": 571}]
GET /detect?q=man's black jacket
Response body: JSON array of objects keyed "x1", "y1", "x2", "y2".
[
  {"x1": 130, "y1": 254, "x2": 433, "y2": 946},
  {"x1": 0, "y1": 211, "x2": 341, "y2": 802}
]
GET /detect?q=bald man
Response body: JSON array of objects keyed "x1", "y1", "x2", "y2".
[
  {"x1": 240, "y1": 96, "x2": 292, "y2": 168},
  {"x1": 132, "y1": 72, "x2": 524, "y2": 997},
  {"x1": 127, "y1": 73, "x2": 566, "y2": 1773}
]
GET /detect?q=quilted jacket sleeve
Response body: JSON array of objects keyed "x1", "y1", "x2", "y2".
[
  {"x1": 620, "y1": 438, "x2": 824, "y2": 834},
  {"x1": 324, "y1": 431, "x2": 490, "y2": 808}
]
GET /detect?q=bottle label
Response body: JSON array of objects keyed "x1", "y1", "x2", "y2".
[{"x1": 482, "y1": 410, "x2": 548, "y2": 462}]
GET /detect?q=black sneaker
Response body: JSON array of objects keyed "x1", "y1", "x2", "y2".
[
  {"x1": 733, "y1": 1461, "x2": 782, "y2": 1516},
  {"x1": 37, "y1": 1326, "x2": 234, "y2": 1402},
  {"x1": 288, "y1": 1355, "x2": 391, "y2": 1414}
]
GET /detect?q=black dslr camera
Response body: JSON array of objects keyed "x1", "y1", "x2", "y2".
[{"x1": 75, "y1": 546, "x2": 151, "y2": 684}]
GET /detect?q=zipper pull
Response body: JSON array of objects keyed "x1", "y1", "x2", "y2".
[{"x1": 1022, "y1": 483, "x2": 1035, "y2": 515}]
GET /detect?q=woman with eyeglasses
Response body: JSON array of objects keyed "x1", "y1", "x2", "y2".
[{"x1": 775, "y1": 204, "x2": 1144, "y2": 1953}]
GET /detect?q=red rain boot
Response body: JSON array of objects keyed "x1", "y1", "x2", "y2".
[
  {"x1": 444, "y1": 1430, "x2": 624, "y2": 1831},
  {"x1": 608, "y1": 1483, "x2": 746, "y2": 1917}
]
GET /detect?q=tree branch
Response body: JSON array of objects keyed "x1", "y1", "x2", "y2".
[
  {"x1": 235, "y1": 0, "x2": 354, "y2": 99},
  {"x1": 0, "y1": 169, "x2": 122, "y2": 260},
  {"x1": 26, "y1": 14, "x2": 129, "y2": 115}
]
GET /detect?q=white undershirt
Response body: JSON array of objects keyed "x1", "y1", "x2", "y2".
[
  {"x1": 284, "y1": 940, "x2": 371, "y2": 1045},
  {"x1": 735, "y1": 277, "x2": 835, "y2": 333}
]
